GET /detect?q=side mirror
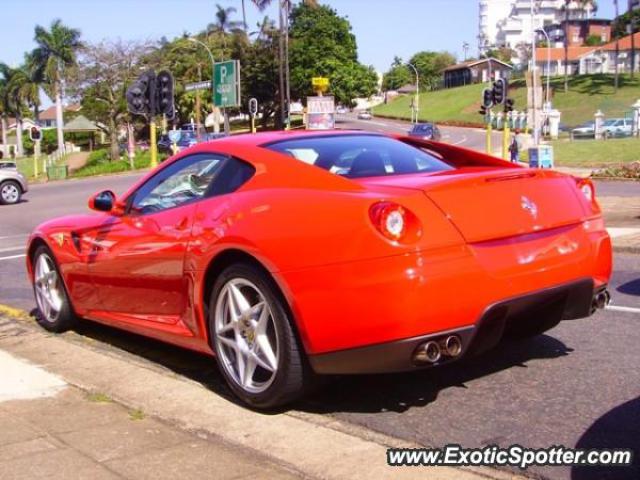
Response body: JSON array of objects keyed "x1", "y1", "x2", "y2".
[{"x1": 89, "y1": 190, "x2": 117, "y2": 213}]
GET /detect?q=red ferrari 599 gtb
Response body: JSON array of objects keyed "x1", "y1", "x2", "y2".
[{"x1": 27, "y1": 131, "x2": 612, "y2": 408}]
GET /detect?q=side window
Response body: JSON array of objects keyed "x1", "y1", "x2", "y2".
[{"x1": 129, "y1": 154, "x2": 226, "y2": 215}]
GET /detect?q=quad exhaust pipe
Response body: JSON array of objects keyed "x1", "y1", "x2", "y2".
[{"x1": 413, "y1": 335, "x2": 463, "y2": 365}]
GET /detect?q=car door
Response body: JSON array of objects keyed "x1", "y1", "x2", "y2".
[{"x1": 85, "y1": 153, "x2": 228, "y2": 323}]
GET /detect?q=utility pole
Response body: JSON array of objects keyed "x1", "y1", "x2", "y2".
[
  {"x1": 278, "y1": 1, "x2": 287, "y2": 129},
  {"x1": 531, "y1": 0, "x2": 540, "y2": 146},
  {"x1": 407, "y1": 63, "x2": 419, "y2": 123},
  {"x1": 615, "y1": 0, "x2": 620, "y2": 90}
]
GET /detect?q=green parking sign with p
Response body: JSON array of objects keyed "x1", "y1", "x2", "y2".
[{"x1": 214, "y1": 60, "x2": 241, "y2": 108}]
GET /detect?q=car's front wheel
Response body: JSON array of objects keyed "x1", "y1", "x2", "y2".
[
  {"x1": 0, "y1": 180, "x2": 22, "y2": 205},
  {"x1": 209, "y1": 263, "x2": 310, "y2": 409},
  {"x1": 32, "y1": 246, "x2": 77, "y2": 332}
]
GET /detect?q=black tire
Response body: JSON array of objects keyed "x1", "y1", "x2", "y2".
[
  {"x1": 0, "y1": 180, "x2": 22, "y2": 205},
  {"x1": 32, "y1": 246, "x2": 78, "y2": 333},
  {"x1": 209, "y1": 262, "x2": 311, "y2": 409}
]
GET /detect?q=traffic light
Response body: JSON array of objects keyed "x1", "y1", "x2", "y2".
[
  {"x1": 505, "y1": 98, "x2": 515, "y2": 112},
  {"x1": 493, "y1": 78, "x2": 508, "y2": 105},
  {"x1": 479, "y1": 105, "x2": 488, "y2": 116},
  {"x1": 29, "y1": 126, "x2": 42, "y2": 141},
  {"x1": 126, "y1": 71, "x2": 155, "y2": 116},
  {"x1": 482, "y1": 88, "x2": 494, "y2": 109},
  {"x1": 156, "y1": 70, "x2": 175, "y2": 119}
]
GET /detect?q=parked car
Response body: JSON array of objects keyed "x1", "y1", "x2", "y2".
[
  {"x1": 407, "y1": 122, "x2": 442, "y2": 141},
  {"x1": 571, "y1": 121, "x2": 595, "y2": 138},
  {"x1": 336, "y1": 106, "x2": 348, "y2": 114},
  {"x1": 602, "y1": 118, "x2": 633, "y2": 138},
  {"x1": 27, "y1": 130, "x2": 611, "y2": 409},
  {"x1": 0, "y1": 162, "x2": 28, "y2": 205},
  {"x1": 357, "y1": 110, "x2": 372, "y2": 120}
]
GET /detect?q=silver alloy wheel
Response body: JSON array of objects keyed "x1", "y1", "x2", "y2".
[
  {"x1": 34, "y1": 253, "x2": 64, "y2": 323},
  {"x1": 214, "y1": 278, "x2": 280, "y2": 394},
  {"x1": 1, "y1": 182, "x2": 19, "y2": 204}
]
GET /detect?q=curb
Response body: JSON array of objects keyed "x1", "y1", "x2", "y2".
[{"x1": 0, "y1": 310, "x2": 522, "y2": 480}]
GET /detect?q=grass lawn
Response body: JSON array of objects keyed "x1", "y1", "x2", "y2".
[
  {"x1": 71, "y1": 149, "x2": 166, "y2": 178},
  {"x1": 375, "y1": 74, "x2": 640, "y2": 128},
  {"x1": 551, "y1": 137, "x2": 640, "y2": 167},
  {"x1": 15, "y1": 154, "x2": 68, "y2": 179}
]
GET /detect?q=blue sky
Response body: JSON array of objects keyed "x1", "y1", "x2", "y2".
[{"x1": 2, "y1": 0, "x2": 616, "y2": 73}]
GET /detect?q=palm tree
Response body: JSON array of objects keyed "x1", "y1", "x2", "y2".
[
  {"x1": 250, "y1": 0, "x2": 318, "y2": 127},
  {"x1": 31, "y1": 19, "x2": 82, "y2": 154},
  {"x1": 0, "y1": 64, "x2": 27, "y2": 157},
  {"x1": 0, "y1": 71, "x2": 9, "y2": 156},
  {"x1": 208, "y1": 4, "x2": 244, "y2": 55}
]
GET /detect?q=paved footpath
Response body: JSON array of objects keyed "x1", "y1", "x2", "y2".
[
  {"x1": 0, "y1": 314, "x2": 521, "y2": 480},
  {"x1": 0, "y1": 350, "x2": 301, "y2": 480}
]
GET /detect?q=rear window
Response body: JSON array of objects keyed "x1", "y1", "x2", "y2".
[
  {"x1": 264, "y1": 134, "x2": 453, "y2": 178},
  {"x1": 411, "y1": 124, "x2": 433, "y2": 133}
]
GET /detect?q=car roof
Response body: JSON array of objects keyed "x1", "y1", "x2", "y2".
[{"x1": 201, "y1": 129, "x2": 380, "y2": 149}]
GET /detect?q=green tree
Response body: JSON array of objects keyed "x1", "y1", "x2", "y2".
[
  {"x1": 408, "y1": 51, "x2": 456, "y2": 91},
  {"x1": 30, "y1": 19, "x2": 82, "y2": 153},
  {"x1": 485, "y1": 47, "x2": 515, "y2": 65},
  {"x1": 288, "y1": 3, "x2": 377, "y2": 106},
  {"x1": 382, "y1": 57, "x2": 412, "y2": 91},
  {"x1": 0, "y1": 63, "x2": 31, "y2": 156}
]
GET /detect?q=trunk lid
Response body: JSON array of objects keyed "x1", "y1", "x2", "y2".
[{"x1": 360, "y1": 168, "x2": 586, "y2": 243}]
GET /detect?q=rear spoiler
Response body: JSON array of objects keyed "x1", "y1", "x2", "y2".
[{"x1": 397, "y1": 135, "x2": 522, "y2": 170}]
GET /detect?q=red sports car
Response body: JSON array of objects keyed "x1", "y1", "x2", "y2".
[{"x1": 27, "y1": 131, "x2": 612, "y2": 408}]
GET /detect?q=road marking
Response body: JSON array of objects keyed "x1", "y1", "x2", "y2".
[
  {"x1": 0, "y1": 254, "x2": 26, "y2": 261},
  {"x1": 0, "y1": 234, "x2": 28, "y2": 240},
  {"x1": 0, "y1": 246, "x2": 25, "y2": 253},
  {"x1": 451, "y1": 136, "x2": 468, "y2": 146},
  {"x1": 607, "y1": 227, "x2": 640, "y2": 239},
  {"x1": 606, "y1": 305, "x2": 640, "y2": 314},
  {"x1": 0, "y1": 350, "x2": 66, "y2": 402}
]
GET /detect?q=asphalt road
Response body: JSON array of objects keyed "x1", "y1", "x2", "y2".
[{"x1": 0, "y1": 127, "x2": 638, "y2": 480}]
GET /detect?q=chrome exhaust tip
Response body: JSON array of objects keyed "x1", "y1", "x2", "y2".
[
  {"x1": 414, "y1": 341, "x2": 442, "y2": 364},
  {"x1": 594, "y1": 290, "x2": 611, "y2": 310},
  {"x1": 443, "y1": 335, "x2": 463, "y2": 357}
]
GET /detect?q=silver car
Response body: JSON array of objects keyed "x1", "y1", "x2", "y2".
[{"x1": 0, "y1": 162, "x2": 28, "y2": 205}]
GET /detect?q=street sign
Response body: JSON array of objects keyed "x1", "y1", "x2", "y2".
[
  {"x1": 307, "y1": 96, "x2": 335, "y2": 130},
  {"x1": 214, "y1": 60, "x2": 241, "y2": 108},
  {"x1": 185, "y1": 80, "x2": 211, "y2": 92},
  {"x1": 168, "y1": 129, "x2": 181, "y2": 143}
]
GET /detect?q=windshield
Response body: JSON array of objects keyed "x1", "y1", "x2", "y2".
[
  {"x1": 412, "y1": 124, "x2": 433, "y2": 133},
  {"x1": 264, "y1": 134, "x2": 453, "y2": 178}
]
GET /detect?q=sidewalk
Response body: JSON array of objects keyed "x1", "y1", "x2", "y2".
[{"x1": 0, "y1": 351, "x2": 300, "y2": 480}]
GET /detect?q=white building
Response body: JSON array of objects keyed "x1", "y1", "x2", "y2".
[{"x1": 479, "y1": 0, "x2": 596, "y2": 57}]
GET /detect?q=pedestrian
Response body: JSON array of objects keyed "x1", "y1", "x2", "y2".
[{"x1": 509, "y1": 128, "x2": 523, "y2": 163}]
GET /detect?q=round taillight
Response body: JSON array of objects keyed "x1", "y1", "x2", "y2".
[
  {"x1": 580, "y1": 183, "x2": 593, "y2": 202},
  {"x1": 369, "y1": 202, "x2": 421, "y2": 243}
]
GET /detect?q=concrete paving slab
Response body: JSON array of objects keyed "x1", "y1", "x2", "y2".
[
  {"x1": 58, "y1": 417, "x2": 192, "y2": 463},
  {"x1": 0, "y1": 437, "x2": 59, "y2": 463},
  {"x1": 0, "y1": 447, "x2": 123, "y2": 480},
  {"x1": 105, "y1": 441, "x2": 299, "y2": 480},
  {"x1": 0, "y1": 411, "x2": 45, "y2": 446}
]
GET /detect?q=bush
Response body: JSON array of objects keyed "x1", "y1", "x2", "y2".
[
  {"x1": 71, "y1": 149, "x2": 167, "y2": 178},
  {"x1": 593, "y1": 161, "x2": 640, "y2": 179}
]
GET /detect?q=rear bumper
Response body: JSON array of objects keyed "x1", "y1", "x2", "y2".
[
  {"x1": 309, "y1": 278, "x2": 600, "y2": 374},
  {"x1": 280, "y1": 224, "x2": 612, "y2": 356}
]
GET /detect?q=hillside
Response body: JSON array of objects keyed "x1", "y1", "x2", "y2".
[{"x1": 374, "y1": 74, "x2": 640, "y2": 128}]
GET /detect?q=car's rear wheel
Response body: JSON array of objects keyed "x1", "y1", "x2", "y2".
[
  {"x1": 209, "y1": 263, "x2": 309, "y2": 409},
  {"x1": 32, "y1": 246, "x2": 77, "y2": 332},
  {"x1": 0, "y1": 180, "x2": 21, "y2": 205}
]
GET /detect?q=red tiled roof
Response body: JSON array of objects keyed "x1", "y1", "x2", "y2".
[
  {"x1": 601, "y1": 32, "x2": 640, "y2": 51},
  {"x1": 39, "y1": 104, "x2": 81, "y2": 120},
  {"x1": 534, "y1": 47, "x2": 596, "y2": 62}
]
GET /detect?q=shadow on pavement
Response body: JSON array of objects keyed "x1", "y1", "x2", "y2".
[
  {"x1": 571, "y1": 397, "x2": 639, "y2": 480},
  {"x1": 617, "y1": 278, "x2": 640, "y2": 297},
  {"x1": 62, "y1": 315, "x2": 572, "y2": 415},
  {"x1": 299, "y1": 335, "x2": 572, "y2": 414}
]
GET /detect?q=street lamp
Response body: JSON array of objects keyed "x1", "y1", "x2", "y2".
[
  {"x1": 535, "y1": 28, "x2": 551, "y2": 107},
  {"x1": 407, "y1": 63, "x2": 419, "y2": 124},
  {"x1": 187, "y1": 38, "x2": 226, "y2": 134}
]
